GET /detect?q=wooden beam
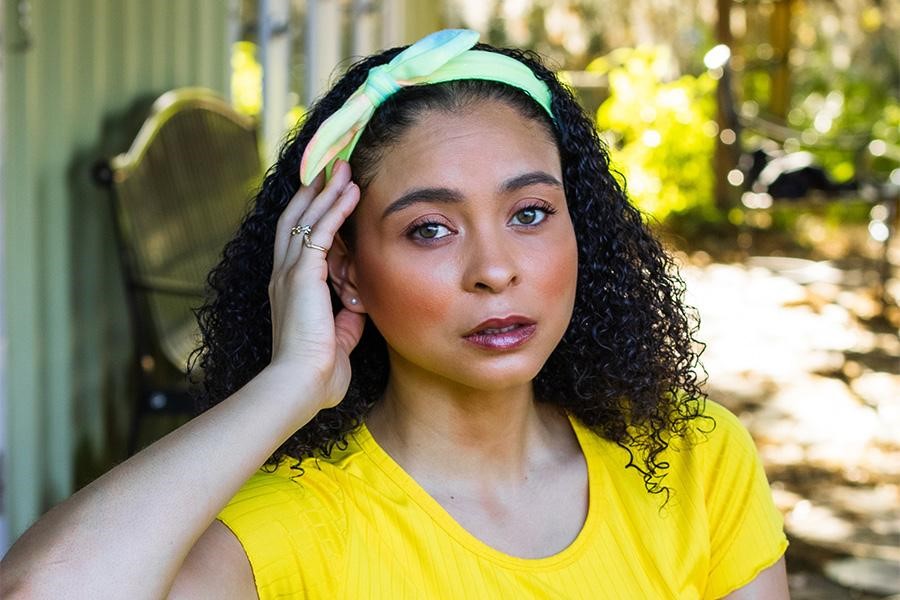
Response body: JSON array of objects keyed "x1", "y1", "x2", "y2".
[
  {"x1": 714, "y1": 0, "x2": 739, "y2": 209},
  {"x1": 770, "y1": 0, "x2": 793, "y2": 119}
]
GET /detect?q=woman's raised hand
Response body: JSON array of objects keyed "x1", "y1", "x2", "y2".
[
  {"x1": 268, "y1": 158, "x2": 365, "y2": 412},
  {"x1": 0, "y1": 160, "x2": 366, "y2": 599}
]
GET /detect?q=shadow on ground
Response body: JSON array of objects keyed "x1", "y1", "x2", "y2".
[{"x1": 662, "y1": 218, "x2": 900, "y2": 599}]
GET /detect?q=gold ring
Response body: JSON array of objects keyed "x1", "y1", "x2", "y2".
[
  {"x1": 303, "y1": 232, "x2": 328, "y2": 253},
  {"x1": 290, "y1": 224, "x2": 327, "y2": 253}
]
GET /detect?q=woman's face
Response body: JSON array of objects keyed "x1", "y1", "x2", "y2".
[{"x1": 346, "y1": 100, "x2": 578, "y2": 392}]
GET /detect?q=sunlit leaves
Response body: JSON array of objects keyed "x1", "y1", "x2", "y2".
[{"x1": 592, "y1": 46, "x2": 717, "y2": 221}]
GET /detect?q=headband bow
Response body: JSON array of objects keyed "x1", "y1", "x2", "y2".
[{"x1": 299, "y1": 29, "x2": 554, "y2": 185}]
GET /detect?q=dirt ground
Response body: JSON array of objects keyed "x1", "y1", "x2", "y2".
[{"x1": 660, "y1": 213, "x2": 900, "y2": 599}]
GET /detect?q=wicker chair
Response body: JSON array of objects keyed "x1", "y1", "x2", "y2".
[{"x1": 95, "y1": 88, "x2": 262, "y2": 453}]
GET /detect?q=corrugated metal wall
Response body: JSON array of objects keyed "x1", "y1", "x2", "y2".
[{"x1": 2, "y1": 0, "x2": 233, "y2": 542}]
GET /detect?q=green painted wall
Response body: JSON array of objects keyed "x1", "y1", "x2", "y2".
[{"x1": 2, "y1": 0, "x2": 232, "y2": 542}]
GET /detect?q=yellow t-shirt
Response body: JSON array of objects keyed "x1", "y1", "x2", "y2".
[{"x1": 217, "y1": 400, "x2": 787, "y2": 599}]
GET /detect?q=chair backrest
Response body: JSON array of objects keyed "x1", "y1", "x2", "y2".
[{"x1": 108, "y1": 88, "x2": 262, "y2": 373}]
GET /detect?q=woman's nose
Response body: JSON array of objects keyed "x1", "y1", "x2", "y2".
[{"x1": 461, "y1": 228, "x2": 520, "y2": 293}]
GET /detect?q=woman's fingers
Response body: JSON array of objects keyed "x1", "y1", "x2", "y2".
[
  {"x1": 281, "y1": 160, "x2": 354, "y2": 270},
  {"x1": 273, "y1": 169, "x2": 325, "y2": 273},
  {"x1": 267, "y1": 159, "x2": 361, "y2": 392},
  {"x1": 295, "y1": 180, "x2": 360, "y2": 269}
]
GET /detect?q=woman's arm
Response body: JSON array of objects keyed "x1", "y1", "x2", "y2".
[
  {"x1": 167, "y1": 520, "x2": 257, "y2": 599},
  {"x1": 1, "y1": 366, "x2": 320, "y2": 600},
  {"x1": 723, "y1": 556, "x2": 790, "y2": 600},
  {"x1": 0, "y1": 161, "x2": 363, "y2": 600}
]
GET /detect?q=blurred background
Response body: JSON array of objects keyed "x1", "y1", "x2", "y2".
[{"x1": 1, "y1": 0, "x2": 897, "y2": 595}]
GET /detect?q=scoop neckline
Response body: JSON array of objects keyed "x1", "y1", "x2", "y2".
[{"x1": 350, "y1": 412, "x2": 600, "y2": 571}]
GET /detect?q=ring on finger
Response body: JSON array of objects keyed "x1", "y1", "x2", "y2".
[{"x1": 291, "y1": 223, "x2": 328, "y2": 254}]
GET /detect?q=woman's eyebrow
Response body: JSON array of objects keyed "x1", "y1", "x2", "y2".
[
  {"x1": 498, "y1": 171, "x2": 562, "y2": 194},
  {"x1": 381, "y1": 170, "x2": 562, "y2": 220},
  {"x1": 381, "y1": 188, "x2": 463, "y2": 220}
]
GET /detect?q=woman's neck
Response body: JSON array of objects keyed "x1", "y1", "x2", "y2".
[{"x1": 364, "y1": 360, "x2": 573, "y2": 486}]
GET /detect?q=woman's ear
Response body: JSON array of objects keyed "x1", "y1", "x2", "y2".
[{"x1": 327, "y1": 233, "x2": 367, "y2": 313}]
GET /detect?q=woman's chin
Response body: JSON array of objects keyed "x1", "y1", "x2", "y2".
[
  {"x1": 425, "y1": 358, "x2": 547, "y2": 394},
  {"x1": 384, "y1": 336, "x2": 556, "y2": 393}
]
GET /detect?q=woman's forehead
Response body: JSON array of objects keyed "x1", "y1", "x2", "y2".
[{"x1": 363, "y1": 101, "x2": 561, "y2": 199}]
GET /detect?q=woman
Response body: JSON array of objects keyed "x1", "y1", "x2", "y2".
[{"x1": 2, "y1": 30, "x2": 788, "y2": 598}]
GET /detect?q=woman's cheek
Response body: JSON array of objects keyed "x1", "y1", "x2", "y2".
[
  {"x1": 536, "y1": 232, "x2": 579, "y2": 309},
  {"x1": 358, "y1": 252, "x2": 454, "y2": 331}
]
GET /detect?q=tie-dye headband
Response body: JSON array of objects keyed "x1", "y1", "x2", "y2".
[{"x1": 299, "y1": 29, "x2": 555, "y2": 185}]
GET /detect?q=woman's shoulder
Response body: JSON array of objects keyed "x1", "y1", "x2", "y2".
[
  {"x1": 698, "y1": 397, "x2": 751, "y2": 435},
  {"x1": 214, "y1": 449, "x2": 359, "y2": 598},
  {"x1": 632, "y1": 397, "x2": 768, "y2": 482},
  {"x1": 218, "y1": 438, "x2": 364, "y2": 527},
  {"x1": 682, "y1": 398, "x2": 763, "y2": 466},
  {"x1": 215, "y1": 433, "x2": 374, "y2": 551},
  {"x1": 570, "y1": 397, "x2": 771, "y2": 509},
  {"x1": 223, "y1": 459, "x2": 340, "y2": 508},
  {"x1": 569, "y1": 397, "x2": 758, "y2": 464}
]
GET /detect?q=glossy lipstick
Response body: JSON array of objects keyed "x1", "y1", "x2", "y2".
[{"x1": 463, "y1": 316, "x2": 537, "y2": 350}]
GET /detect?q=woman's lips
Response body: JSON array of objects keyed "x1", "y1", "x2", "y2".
[
  {"x1": 463, "y1": 315, "x2": 536, "y2": 336},
  {"x1": 463, "y1": 323, "x2": 537, "y2": 350}
]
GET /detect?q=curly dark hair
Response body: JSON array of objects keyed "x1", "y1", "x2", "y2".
[{"x1": 191, "y1": 41, "x2": 712, "y2": 500}]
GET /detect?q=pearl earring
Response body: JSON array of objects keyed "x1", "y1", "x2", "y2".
[{"x1": 350, "y1": 298, "x2": 358, "y2": 305}]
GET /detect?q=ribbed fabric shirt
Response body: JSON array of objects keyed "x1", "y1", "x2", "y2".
[{"x1": 217, "y1": 400, "x2": 787, "y2": 599}]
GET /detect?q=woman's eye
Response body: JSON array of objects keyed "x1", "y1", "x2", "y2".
[
  {"x1": 511, "y1": 206, "x2": 548, "y2": 226},
  {"x1": 407, "y1": 205, "x2": 553, "y2": 241},
  {"x1": 411, "y1": 223, "x2": 451, "y2": 240}
]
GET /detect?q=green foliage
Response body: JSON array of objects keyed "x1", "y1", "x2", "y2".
[
  {"x1": 590, "y1": 46, "x2": 718, "y2": 223},
  {"x1": 231, "y1": 41, "x2": 263, "y2": 117},
  {"x1": 231, "y1": 41, "x2": 306, "y2": 132},
  {"x1": 739, "y1": 3, "x2": 899, "y2": 185}
]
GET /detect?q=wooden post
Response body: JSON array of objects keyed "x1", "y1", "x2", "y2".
[
  {"x1": 714, "y1": 0, "x2": 739, "y2": 209},
  {"x1": 770, "y1": 0, "x2": 792, "y2": 119}
]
